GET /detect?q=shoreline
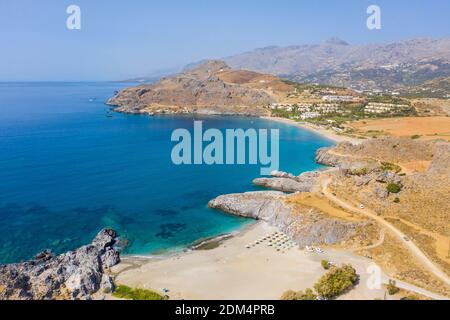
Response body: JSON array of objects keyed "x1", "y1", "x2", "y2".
[
  {"x1": 262, "y1": 116, "x2": 362, "y2": 144},
  {"x1": 121, "y1": 221, "x2": 259, "y2": 262},
  {"x1": 116, "y1": 114, "x2": 351, "y2": 262},
  {"x1": 110, "y1": 221, "x2": 401, "y2": 300},
  {"x1": 113, "y1": 221, "x2": 449, "y2": 300}
]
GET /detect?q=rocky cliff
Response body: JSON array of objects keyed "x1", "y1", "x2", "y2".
[
  {"x1": 208, "y1": 191, "x2": 364, "y2": 247},
  {"x1": 108, "y1": 60, "x2": 290, "y2": 116},
  {"x1": 0, "y1": 229, "x2": 120, "y2": 300}
]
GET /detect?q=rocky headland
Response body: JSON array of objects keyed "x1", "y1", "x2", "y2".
[
  {"x1": 107, "y1": 60, "x2": 294, "y2": 116},
  {"x1": 0, "y1": 229, "x2": 120, "y2": 300},
  {"x1": 208, "y1": 190, "x2": 366, "y2": 248}
]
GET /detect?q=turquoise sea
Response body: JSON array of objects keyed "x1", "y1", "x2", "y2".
[{"x1": 0, "y1": 82, "x2": 333, "y2": 264}]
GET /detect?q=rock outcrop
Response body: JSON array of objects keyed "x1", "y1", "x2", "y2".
[
  {"x1": 253, "y1": 171, "x2": 320, "y2": 193},
  {"x1": 0, "y1": 229, "x2": 120, "y2": 300},
  {"x1": 315, "y1": 146, "x2": 380, "y2": 172},
  {"x1": 208, "y1": 191, "x2": 363, "y2": 247}
]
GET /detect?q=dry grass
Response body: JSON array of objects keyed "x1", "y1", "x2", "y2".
[
  {"x1": 349, "y1": 117, "x2": 450, "y2": 141},
  {"x1": 412, "y1": 99, "x2": 450, "y2": 116},
  {"x1": 285, "y1": 192, "x2": 382, "y2": 250},
  {"x1": 384, "y1": 217, "x2": 450, "y2": 276},
  {"x1": 216, "y1": 70, "x2": 293, "y2": 94},
  {"x1": 286, "y1": 193, "x2": 361, "y2": 222},
  {"x1": 359, "y1": 232, "x2": 450, "y2": 297}
]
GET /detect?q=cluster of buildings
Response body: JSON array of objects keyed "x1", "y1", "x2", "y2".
[
  {"x1": 270, "y1": 102, "x2": 350, "y2": 119},
  {"x1": 364, "y1": 102, "x2": 412, "y2": 114},
  {"x1": 270, "y1": 99, "x2": 414, "y2": 121},
  {"x1": 321, "y1": 95, "x2": 358, "y2": 102}
]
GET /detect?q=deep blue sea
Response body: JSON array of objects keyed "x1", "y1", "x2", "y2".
[{"x1": 0, "y1": 82, "x2": 333, "y2": 264}]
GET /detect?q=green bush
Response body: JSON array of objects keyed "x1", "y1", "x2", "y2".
[
  {"x1": 321, "y1": 260, "x2": 331, "y2": 270},
  {"x1": 314, "y1": 264, "x2": 359, "y2": 299},
  {"x1": 280, "y1": 288, "x2": 317, "y2": 300},
  {"x1": 387, "y1": 183, "x2": 402, "y2": 194},
  {"x1": 380, "y1": 162, "x2": 402, "y2": 173},
  {"x1": 112, "y1": 285, "x2": 167, "y2": 300},
  {"x1": 349, "y1": 168, "x2": 369, "y2": 176},
  {"x1": 393, "y1": 197, "x2": 400, "y2": 203},
  {"x1": 411, "y1": 135, "x2": 421, "y2": 139},
  {"x1": 387, "y1": 280, "x2": 400, "y2": 295}
]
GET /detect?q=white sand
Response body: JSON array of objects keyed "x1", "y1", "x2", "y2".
[
  {"x1": 111, "y1": 222, "x2": 391, "y2": 300},
  {"x1": 263, "y1": 116, "x2": 362, "y2": 144}
]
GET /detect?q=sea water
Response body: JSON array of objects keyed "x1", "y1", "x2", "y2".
[{"x1": 0, "y1": 82, "x2": 332, "y2": 263}]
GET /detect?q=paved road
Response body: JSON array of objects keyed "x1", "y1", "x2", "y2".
[{"x1": 321, "y1": 177, "x2": 450, "y2": 287}]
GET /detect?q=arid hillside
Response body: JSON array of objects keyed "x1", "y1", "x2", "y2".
[
  {"x1": 108, "y1": 61, "x2": 294, "y2": 116},
  {"x1": 316, "y1": 138, "x2": 450, "y2": 294}
]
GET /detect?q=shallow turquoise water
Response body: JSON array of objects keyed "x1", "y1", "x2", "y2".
[{"x1": 0, "y1": 82, "x2": 333, "y2": 263}]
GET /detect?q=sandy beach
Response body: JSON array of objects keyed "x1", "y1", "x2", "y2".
[
  {"x1": 262, "y1": 116, "x2": 362, "y2": 144},
  {"x1": 111, "y1": 222, "x2": 399, "y2": 300}
]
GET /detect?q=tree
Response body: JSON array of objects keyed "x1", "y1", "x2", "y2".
[
  {"x1": 280, "y1": 288, "x2": 317, "y2": 300},
  {"x1": 387, "y1": 183, "x2": 402, "y2": 194},
  {"x1": 387, "y1": 280, "x2": 400, "y2": 295},
  {"x1": 314, "y1": 264, "x2": 359, "y2": 299},
  {"x1": 321, "y1": 260, "x2": 331, "y2": 270}
]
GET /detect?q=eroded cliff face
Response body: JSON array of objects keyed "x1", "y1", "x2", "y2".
[
  {"x1": 208, "y1": 191, "x2": 364, "y2": 247},
  {"x1": 107, "y1": 60, "x2": 285, "y2": 116},
  {"x1": 0, "y1": 229, "x2": 120, "y2": 300}
]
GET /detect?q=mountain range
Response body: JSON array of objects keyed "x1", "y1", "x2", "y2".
[{"x1": 223, "y1": 38, "x2": 450, "y2": 91}]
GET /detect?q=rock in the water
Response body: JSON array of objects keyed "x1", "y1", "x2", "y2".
[{"x1": 0, "y1": 229, "x2": 120, "y2": 300}]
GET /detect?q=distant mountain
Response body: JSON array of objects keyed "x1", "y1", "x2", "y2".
[{"x1": 224, "y1": 38, "x2": 450, "y2": 91}]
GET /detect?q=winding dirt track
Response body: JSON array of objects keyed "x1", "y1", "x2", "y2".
[{"x1": 321, "y1": 177, "x2": 450, "y2": 287}]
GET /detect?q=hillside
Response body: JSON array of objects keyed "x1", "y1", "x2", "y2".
[
  {"x1": 316, "y1": 138, "x2": 450, "y2": 293},
  {"x1": 224, "y1": 38, "x2": 450, "y2": 93},
  {"x1": 108, "y1": 61, "x2": 295, "y2": 116}
]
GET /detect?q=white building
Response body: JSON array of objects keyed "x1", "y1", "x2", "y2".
[
  {"x1": 322, "y1": 95, "x2": 356, "y2": 102},
  {"x1": 364, "y1": 102, "x2": 411, "y2": 114},
  {"x1": 301, "y1": 112, "x2": 321, "y2": 120}
]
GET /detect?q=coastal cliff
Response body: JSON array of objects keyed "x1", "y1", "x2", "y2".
[
  {"x1": 209, "y1": 191, "x2": 364, "y2": 247},
  {"x1": 0, "y1": 229, "x2": 120, "y2": 300},
  {"x1": 107, "y1": 60, "x2": 293, "y2": 116}
]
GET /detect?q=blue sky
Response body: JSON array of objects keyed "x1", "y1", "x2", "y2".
[{"x1": 1, "y1": 0, "x2": 449, "y2": 81}]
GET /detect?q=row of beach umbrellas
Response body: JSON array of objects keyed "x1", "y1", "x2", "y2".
[{"x1": 245, "y1": 231, "x2": 296, "y2": 253}]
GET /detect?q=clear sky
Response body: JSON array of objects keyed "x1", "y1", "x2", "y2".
[{"x1": 1, "y1": 0, "x2": 450, "y2": 81}]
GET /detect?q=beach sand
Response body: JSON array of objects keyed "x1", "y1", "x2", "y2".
[
  {"x1": 111, "y1": 222, "x2": 392, "y2": 300},
  {"x1": 262, "y1": 116, "x2": 362, "y2": 144}
]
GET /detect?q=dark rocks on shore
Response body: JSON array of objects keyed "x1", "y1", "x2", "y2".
[{"x1": 0, "y1": 229, "x2": 120, "y2": 300}]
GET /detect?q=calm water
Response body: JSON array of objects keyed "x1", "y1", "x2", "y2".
[{"x1": 0, "y1": 82, "x2": 333, "y2": 263}]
